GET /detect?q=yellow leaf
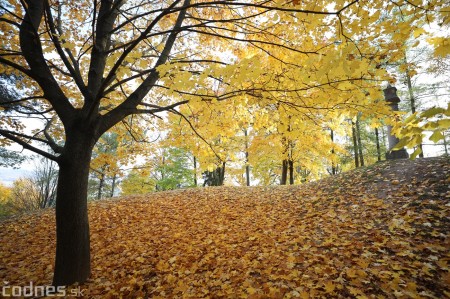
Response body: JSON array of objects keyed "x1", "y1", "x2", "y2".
[
  {"x1": 136, "y1": 256, "x2": 145, "y2": 263},
  {"x1": 324, "y1": 281, "x2": 335, "y2": 293},
  {"x1": 169, "y1": 256, "x2": 177, "y2": 264},
  {"x1": 347, "y1": 268, "x2": 358, "y2": 278},
  {"x1": 427, "y1": 37, "x2": 450, "y2": 57},
  {"x1": 287, "y1": 262, "x2": 295, "y2": 269},
  {"x1": 410, "y1": 147, "x2": 422, "y2": 159},
  {"x1": 246, "y1": 287, "x2": 258, "y2": 295},
  {"x1": 413, "y1": 28, "x2": 426, "y2": 38},
  {"x1": 300, "y1": 290, "x2": 309, "y2": 299},
  {"x1": 166, "y1": 274, "x2": 176, "y2": 283},
  {"x1": 437, "y1": 119, "x2": 450, "y2": 129},
  {"x1": 420, "y1": 107, "x2": 445, "y2": 118},
  {"x1": 430, "y1": 131, "x2": 444, "y2": 143},
  {"x1": 406, "y1": 282, "x2": 417, "y2": 292},
  {"x1": 356, "y1": 259, "x2": 369, "y2": 269}
]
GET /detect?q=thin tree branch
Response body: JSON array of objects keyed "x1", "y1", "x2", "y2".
[
  {"x1": 170, "y1": 108, "x2": 223, "y2": 161},
  {"x1": 98, "y1": 0, "x2": 191, "y2": 136},
  {"x1": 19, "y1": 0, "x2": 76, "y2": 125},
  {"x1": 0, "y1": 129, "x2": 60, "y2": 162},
  {"x1": 44, "y1": 1, "x2": 88, "y2": 98},
  {"x1": 43, "y1": 117, "x2": 64, "y2": 154}
]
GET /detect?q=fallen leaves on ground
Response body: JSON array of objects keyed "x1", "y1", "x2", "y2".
[{"x1": 1, "y1": 157, "x2": 449, "y2": 298}]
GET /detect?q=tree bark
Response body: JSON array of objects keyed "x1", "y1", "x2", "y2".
[
  {"x1": 244, "y1": 129, "x2": 250, "y2": 186},
  {"x1": 53, "y1": 133, "x2": 95, "y2": 286},
  {"x1": 330, "y1": 129, "x2": 337, "y2": 175},
  {"x1": 375, "y1": 128, "x2": 382, "y2": 162},
  {"x1": 281, "y1": 159, "x2": 288, "y2": 185},
  {"x1": 356, "y1": 118, "x2": 364, "y2": 167},
  {"x1": 288, "y1": 159, "x2": 294, "y2": 185},
  {"x1": 97, "y1": 171, "x2": 105, "y2": 200},
  {"x1": 351, "y1": 122, "x2": 359, "y2": 168},
  {"x1": 405, "y1": 62, "x2": 424, "y2": 157},
  {"x1": 245, "y1": 164, "x2": 251, "y2": 186},
  {"x1": 444, "y1": 131, "x2": 449, "y2": 156},
  {"x1": 110, "y1": 174, "x2": 116, "y2": 198},
  {"x1": 193, "y1": 156, "x2": 197, "y2": 186},
  {"x1": 202, "y1": 162, "x2": 226, "y2": 186},
  {"x1": 218, "y1": 162, "x2": 226, "y2": 185}
]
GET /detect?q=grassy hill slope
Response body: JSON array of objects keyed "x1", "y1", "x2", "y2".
[{"x1": 1, "y1": 157, "x2": 449, "y2": 298}]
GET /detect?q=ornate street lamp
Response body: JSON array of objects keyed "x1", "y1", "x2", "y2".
[{"x1": 383, "y1": 85, "x2": 409, "y2": 160}]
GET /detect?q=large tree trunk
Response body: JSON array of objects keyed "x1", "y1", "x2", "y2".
[{"x1": 53, "y1": 134, "x2": 95, "y2": 286}]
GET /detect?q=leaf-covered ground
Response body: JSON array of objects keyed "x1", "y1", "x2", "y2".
[{"x1": 1, "y1": 157, "x2": 449, "y2": 298}]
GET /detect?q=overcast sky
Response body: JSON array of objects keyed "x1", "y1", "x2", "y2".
[{"x1": 0, "y1": 167, "x2": 31, "y2": 187}]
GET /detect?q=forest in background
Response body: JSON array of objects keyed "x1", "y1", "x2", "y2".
[{"x1": 1, "y1": 157, "x2": 449, "y2": 298}]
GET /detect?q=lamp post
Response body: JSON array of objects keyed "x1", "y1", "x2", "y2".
[{"x1": 383, "y1": 85, "x2": 409, "y2": 160}]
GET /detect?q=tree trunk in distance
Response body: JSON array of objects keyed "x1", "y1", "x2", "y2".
[
  {"x1": 330, "y1": 129, "x2": 337, "y2": 175},
  {"x1": 97, "y1": 171, "x2": 105, "y2": 200},
  {"x1": 288, "y1": 160, "x2": 294, "y2": 185},
  {"x1": 244, "y1": 129, "x2": 250, "y2": 186},
  {"x1": 351, "y1": 122, "x2": 359, "y2": 168},
  {"x1": 281, "y1": 159, "x2": 288, "y2": 185},
  {"x1": 193, "y1": 156, "x2": 197, "y2": 186},
  {"x1": 375, "y1": 128, "x2": 382, "y2": 162},
  {"x1": 245, "y1": 164, "x2": 250, "y2": 186},
  {"x1": 443, "y1": 132, "x2": 449, "y2": 156},
  {"x1": 219, "y1": 162, "x2": 226, "y2": 185},
  {"x1": 356, "y1": 117, "x2": 365, "y2": 167},
  {"x1": 406, "y1": 68, "x2": 424, "y2": 157},
  {"x1": 110, "y1": 174, "x2": 116, "y2": 198}
]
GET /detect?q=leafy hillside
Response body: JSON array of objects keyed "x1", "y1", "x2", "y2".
[{"x1": 1, "y1": 157, "x2": 449, "y2": 298}]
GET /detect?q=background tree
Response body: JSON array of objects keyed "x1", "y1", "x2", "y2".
[
  {"x1": 3, "y1": 157, "x2": 58, "y2": 213},
  {"x1": 0, "y1": 147, "x2": 26, "y2": 168},
  {"x1": 120, "y1": 169, "x2": 156, "y2": 196},
  {"x1": 119, "y1": 145, "x2": 195, "y2": 193},
  {"x1": 88, "y1": 132, "x2": 127, "y2": 199},
  {"x1": 0, "y1": 182, "x2": 12, "y2": 217},
  {"x1": 385, "y1": 10, "x2": 450, "y2": 156},
  {"x1": 152, "y1": 147, "x2": 195, "y2": 190},
  {"x1": 162, "y1": 99, "x2": 244, "y2": 186},
  {"x1": 0, "y1": 74, "x2": 26, "y2": 168},
  {"x1": 5, "y1": 178, "x2": 40, "y2": 213},
  {"x1": 32, "y1": 156, "x2": 58, "y2": 208}
]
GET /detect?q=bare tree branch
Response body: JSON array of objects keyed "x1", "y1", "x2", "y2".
[
  {"x1": 0, "y1": 129, "x2": 59, "y2": 162},
  {"x1": 19, "y1": 0, "x2": 75, "y2": 126},
  {"x1": 44, "y1": 1, "x2": 88, "y2": 98},
  {"x1": 98, "y1": 0, "x2": 191, "y2": 136},
  {"x1": 44, "y1": 117, "x2": 64, "y2": 154}
]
